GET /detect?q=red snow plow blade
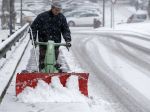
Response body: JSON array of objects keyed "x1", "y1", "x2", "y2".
[{"x1": 16, "y1": 73, "x2": 89, "y2": 96}]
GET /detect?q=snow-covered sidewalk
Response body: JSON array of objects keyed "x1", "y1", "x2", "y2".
[{"x1": 0, "y1": 35, "x2": 30, "y2": 97}]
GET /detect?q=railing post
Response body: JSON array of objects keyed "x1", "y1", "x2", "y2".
[{"x1": 9, "y1": 0, "x2": 13, "y2": 35}]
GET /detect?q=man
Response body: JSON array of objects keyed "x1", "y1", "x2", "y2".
[{"x1": 30, "y1": 2, "x2": 71, "y2": 70}]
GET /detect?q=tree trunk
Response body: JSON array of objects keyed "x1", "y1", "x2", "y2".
[
  {"x1": 148, "y1": 0, "x2": 150, "y2": 17},
  {"x1": 1, "y1": 0, "x2": 15, "y2": 30}
]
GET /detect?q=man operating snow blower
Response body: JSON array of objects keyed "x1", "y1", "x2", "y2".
[
  {"x1": 30, "y1": 2, "x2": 71, "y2": 71},
  {"x1": 16, "y1": 2, "x2": 89, "y2": 98}
]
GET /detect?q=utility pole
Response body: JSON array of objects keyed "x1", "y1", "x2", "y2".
[
  {"x1": 110, "y1": 3, "x2": 114, "y2": 28},
  {"x1": 9, "y1": 0, "x2": 13, "y2": 35},
  {"x1": 110, "y1": 0, "x2": 116, "y2": 28},
  {"x1": 20, "y1": 0, "x2": 23, "y2": 26},
  {"x1": 102, "y1": 0, "x2": 105, "y2": 27}
]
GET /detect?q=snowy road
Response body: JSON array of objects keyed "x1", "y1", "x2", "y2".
[
  {"x1": 0, "y1": 28, "x2": 150, "y2": 112},
  {"x1": 71, "y1": 32, "x2": 150, "y2": 112}
]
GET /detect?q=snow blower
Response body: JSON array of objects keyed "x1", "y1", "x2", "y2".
[{"x1": 16, "y1": 36, "x2": 89, "y2": 97}]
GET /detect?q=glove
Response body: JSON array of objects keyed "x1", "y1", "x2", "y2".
[
  {"x1": 66, "y1": 42, "x2": 71, "y2": 47},
  {"x1": 65, "y1": 42, "x2": 71, "y2": 51}
]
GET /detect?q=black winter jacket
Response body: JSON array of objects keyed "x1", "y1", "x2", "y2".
[{"x1": 30, "y1": 10, "x2": 71, "y2": 43}]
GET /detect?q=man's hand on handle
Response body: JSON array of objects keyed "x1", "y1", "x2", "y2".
[
  {"x1": 66, "y1": 41, "x2": 71, "y2": 51},
  {"x1": 66, "y1": 42, "x2": 71, "y2": 47}
]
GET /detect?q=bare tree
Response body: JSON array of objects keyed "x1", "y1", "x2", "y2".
[{"x1": 1, "y1": 0, "x2": 15, "y2": 30}]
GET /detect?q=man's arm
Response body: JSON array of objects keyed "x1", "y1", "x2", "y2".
[
  {"x1": 61, "y1": 16, "x2": 71, "y2": 42},
  {"x1": 30, "y1": 15, "x2": 42, "y2": 41}
]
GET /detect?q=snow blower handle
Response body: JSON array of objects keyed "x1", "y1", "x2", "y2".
[
  {"x1": 54, "y1": 42, "x2": 71, "y2": 51},
  {"x1": 29, "y1": 27, "x2": 39, "y2": 72},
  {"x1": 54, "y1": 42, "x2": 71, "y2": 47},
  {"x1": 35, "y1": 42, "x2": 71, "y2": 51}
]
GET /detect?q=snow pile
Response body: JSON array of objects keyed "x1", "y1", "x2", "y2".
[
  {"x1": 58, "y1": 47, "x2": 84, "y2": 72},
  {"x1": 0, "y1": 30, "x2": 9, "y2": 43},
  {"x1": 18, "y1": 75, "x2": 87, "y2": 103}
]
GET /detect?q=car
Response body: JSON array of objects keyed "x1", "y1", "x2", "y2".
[
  {"x1": 65, "y1": 11, "x2": 85, "y2": 17},
  {"x1": 16, "y1": 11, "x2": 36, "y2": 25},
  {"x1": 67, "y1": 12, "x2": 102, "y2": 27},
  {"x1": 127, "y1": 10, "x2": 149, "y2": 23},
  {"x1": 64, "y1": 8, "x2": 101, "y2": 17}
]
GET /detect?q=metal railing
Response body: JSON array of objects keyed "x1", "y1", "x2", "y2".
[{"x1": 0, "y1": 23, "x2": 29, "y2": 59}]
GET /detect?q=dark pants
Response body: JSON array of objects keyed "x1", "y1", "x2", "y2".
[{"x1": 39, "y1": 45, "x2": 59, "y2": 70}]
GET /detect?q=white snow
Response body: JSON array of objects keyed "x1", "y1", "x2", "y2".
[
  {"x1": 18, "y1": 76, "x2": 87, "y2": 103},
  {"x1": 91, "y1": 38, "x2": 150, "y2": 100},
  {"x1": 0, "y1": 30, "x2": 9, "y2": 43},
  {"x1": 58, "y1": 47, "x2": 84, "y2": 72},
  {"x1": 115, "y1": 22, "x2": 150, "y2": 35},
  {"x1": 134, "y1": 10, "x2": 148, "y2": 15}
]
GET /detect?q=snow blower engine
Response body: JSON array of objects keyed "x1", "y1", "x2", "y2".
[{"x1": 16, "y1": 39, "x2": 89, "y2": 97}]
